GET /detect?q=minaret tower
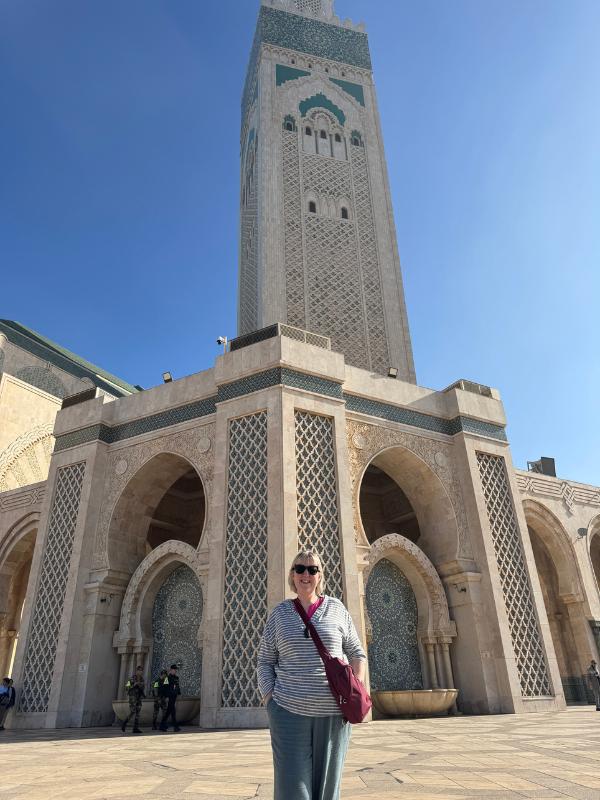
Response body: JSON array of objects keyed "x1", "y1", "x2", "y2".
[{"x1": 239, "y1": 0, "x2": 416, "y2": 382}]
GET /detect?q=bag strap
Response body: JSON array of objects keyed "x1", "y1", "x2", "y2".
[{"x1": 293, "y1": 598, "x2": 331, "y2": 663}]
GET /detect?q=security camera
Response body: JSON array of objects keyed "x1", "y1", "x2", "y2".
[{"x1": 216, "y1": 336, "x2": 227, "y2": 346}]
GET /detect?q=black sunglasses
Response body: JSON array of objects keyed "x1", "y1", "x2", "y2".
[{"x1": 293, "y1": 564, "x2": 320, "y2": 575}]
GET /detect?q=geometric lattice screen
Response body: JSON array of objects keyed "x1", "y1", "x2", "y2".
[
  {"x1": 294, "y1": 411, "x2": 343, "y2": 600},
  {"x1": 221, "y1": 412, "x2": 268, "y2": 708},
  {"x1": 18, "y1": 462, "x2": 86, "y2": 713},
  {"x1": 151, "y1": 565, "x2": 203, "y2": 696},
  {"x1": 476, "y1": 452, "x2": 552, "y2": 697}
]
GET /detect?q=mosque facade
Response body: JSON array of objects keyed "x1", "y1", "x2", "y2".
[{"x1": 1, "y1": 0, "x2": 599, "y2": 730}]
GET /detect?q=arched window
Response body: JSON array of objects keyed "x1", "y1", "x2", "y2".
[
  {"x1": 283, "y1": 115, "x2": 296, "y2": 132},
  {"x1": 320, "y1": 130, "x2": 328, "y2": 139},
  {"x1": 341, "y1": 207, "x2": 349, "y2": 220},
  {"x1": 308, "y1": 201, "x2": 317, "y2": 214},
  {"x1": 285, "y1": 121, "x2": 293, "y2": 131},
  {"x1": 305, "y1": 126, "x2": 312, "y2": 136},
  {"x1": 334, "y1": 133, "x2": 341, "y2": 143},
  {"x1": 351, "y1": 135, "x2": 361, "y2": 146}
]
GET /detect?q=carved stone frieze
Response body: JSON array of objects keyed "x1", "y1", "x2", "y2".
[
  {"x1": 0, "y1": 424, "x2": 54, "y2": 493},
  {"x1": 346, "y1": 419, "x2": 473, "y2": 559},
  {"x1": 92, "y1": 424, "x2": 215, "y2": 570},
  {"x1": 517, "y1": 472, "x2": 600, "y2": 516}
]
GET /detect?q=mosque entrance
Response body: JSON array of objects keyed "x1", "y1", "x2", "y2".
[
  {"x1": 529, "y1": 525, "x2": 586, "y2": 703},
  {"x1": 524, "y1": 500, "x2": 592, "y2": 705},
  {"x1": 109, "y1": 453, "x2": 207, "y2": 724},
  {"x1": 357, "y1": 450, "x2": 458, "y2": 717},
  {"x1": 0, "y1": 515, "x2": 37, "y2": 678}
]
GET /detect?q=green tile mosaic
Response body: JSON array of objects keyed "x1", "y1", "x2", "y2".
[
  {"x1": 344, "y1": 393, "x2": 507, "y2": 442},
  {"x1": 330, "y1": 77, "x2": 365, "y2": 106},
  {"x1": 299, "y1": 92, "x2": 345, "y2": 125},
  {"x1": 276, "y1": 64, "x2": 311, "y2": 85},
  {"x1": 260, "y1": 7, "x2": 371, "y2": 69},
  {"x1": 243, "y1": 6, "x2": 371, "y2": 122}
]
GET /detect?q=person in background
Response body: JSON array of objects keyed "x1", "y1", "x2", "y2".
[
  {"x1": 257, "y1": 550, "x2": 367, "y2": 800},
  {"x1": 587, "y1": 660, "x2": 600, "y2": 710},
  {"x1": 159, "y1": 664, "x2": 181, "y2": 732},
  {"x1": 0, "y1": 678, "x2": 15, "y2": 731},
  {"x1": 122, "y1": 665, "x2": 145, "y2": 734},
  {"x1": 152, "y1": 669, "x2": 168, "y2": 730}
]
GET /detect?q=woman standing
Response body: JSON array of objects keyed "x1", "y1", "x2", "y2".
[{"x1": 257, "y1": 550, "x2": 367, "y2": 800}]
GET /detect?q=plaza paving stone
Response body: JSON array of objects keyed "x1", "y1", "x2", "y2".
[{"x1": 1, "y1": 707, "x2": 599, "y2": 799}]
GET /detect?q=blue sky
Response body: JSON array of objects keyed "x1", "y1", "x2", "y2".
[{"x1": 1, "y1": 0, "x2": 598, "y2": 484}]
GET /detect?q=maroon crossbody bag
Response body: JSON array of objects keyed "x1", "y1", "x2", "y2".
[{"x1": 293, "y1": 598, "x2": 372, "y2": 724}]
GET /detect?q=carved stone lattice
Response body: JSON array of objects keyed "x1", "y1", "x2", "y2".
[
  {"x1": 351, "y1": 147, "x2": 389, "y2": 374},
  {"x1": 346, "y1": 420, "x2": 473, "y2": 559},
  {"x1": 19, "y1": 461, "x2": 86, "y2": 713},
  {"x1": 240, "y1": 129, "x2": 259, "y2": 334},
  {"x1": 304, "y1": 215, "x2": 368, "y2": 369},
  {"x1": 151, "y1": 565, "x2": 203, "y2": 696},
  {"x1": 303, "y1": 152, "x2": 352, "y2": 197},
  {"x1": 295, "y1": 412, "x2": 343, "y2": 599},
  {"x1": 282, "y1": 128, "x2": 306, "y2": 328},
  {"x1": 93, "y1": 424, "x2": 215, "y2": 569},
  {"x1": 221, "y1": 413, "x2": 268, "y2": 708},
  {"x1": 477, "y1": 452, "x2": 552, "y2": 697}
]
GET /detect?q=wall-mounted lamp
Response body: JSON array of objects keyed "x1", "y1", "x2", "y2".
[
  {"x1": 387, "y1": 367, "x2": 398, "y2": 379},
  {"x1": 162, "y1": 372, "x2": 173, "y2": 384}
]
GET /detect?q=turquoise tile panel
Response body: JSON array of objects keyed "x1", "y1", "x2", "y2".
[
  {"x1": 276, "y1": 64, "x2": 311, "y2": 85},
  {"x1": 299, "y1": 92, "x2": 345, "y2": 125},
  {"x1": 330, "y1": 77, "x2": 365, "y2": 106}
]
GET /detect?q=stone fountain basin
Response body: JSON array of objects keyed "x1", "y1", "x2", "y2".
[
  {"x1": 372, "y1": 689, "x2": 458, "y2": 717},
  {"x1": 112, "y1": 696, "x2": 200, "y2": 725}
]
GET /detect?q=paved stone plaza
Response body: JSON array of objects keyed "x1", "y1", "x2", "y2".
[{"x1": 1, "y1": 708, "x2": 600, "y2": 800}]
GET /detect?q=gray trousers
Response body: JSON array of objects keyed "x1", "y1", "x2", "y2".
[
  {"x1": 267, "y1": 699, "x2": 351, "y2": 800},
  {"x1": 590, "y1": 676, "x2": 600, "y2": 709}
]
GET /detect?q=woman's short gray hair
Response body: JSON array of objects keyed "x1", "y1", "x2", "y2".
[{"x1": 288, "y1": 550, "x2": 325, "y2": 595}]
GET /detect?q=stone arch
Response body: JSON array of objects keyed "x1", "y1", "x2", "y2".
[
  {"x1": 524, "y1": 499, "x2": 591, "y2": 702},
  {"x1": 588, "y1": 513, "x2": 600, "y2": 593},
  {"x1": 114, "y1": 541, "x2": 204, "y2": 699},
  {"x1": 0, "y1": 512, "x2": 39, "y2": 676},
  {"x1": 523, "y1": 499, "x2": 584, "y2": 602},
  {"x1": 365, "y1": 534, "x2": 454, "y2": 639},
  {"x1": 364, "y1": 534, "x2": 456, "y2": 693},
  {"x1": 106, "y1": 451, "x2": 208, "y2": 576},
  {"x1": 356, "y1": 443, "x2": 463, "y2": 567},
  {"x1": 116, "y1": 541, "x2": 203, "y2": 646}
]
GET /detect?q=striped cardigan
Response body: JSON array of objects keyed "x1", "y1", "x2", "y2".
[{"x1": 257, "y1": 596, "x2": 367, "y2": 717}]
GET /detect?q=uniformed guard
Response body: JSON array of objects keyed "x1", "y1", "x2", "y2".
[
  {"x1": 152, "y1": 669, "x2": 168, "y2": 730},
  {"x1": 587, "y1": 660, "x2": 600, "y2": 710},
  {"x1": 159, "y1": 664, "x2": 181, "y2": 732},
  {"x1": 121, "y1": 665, "x2": 145, "y2": 734}
]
